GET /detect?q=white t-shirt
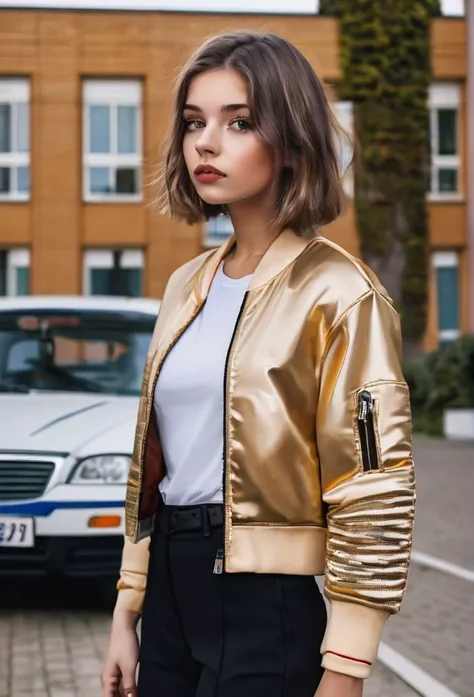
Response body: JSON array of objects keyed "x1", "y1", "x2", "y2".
[{"x1": 154, "y1": 262, "x2": 252, "y2": 506}]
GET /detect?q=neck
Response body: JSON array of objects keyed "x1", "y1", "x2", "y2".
[{"x1": 226, "y1": 198, "x2": 280, "y2": 261}]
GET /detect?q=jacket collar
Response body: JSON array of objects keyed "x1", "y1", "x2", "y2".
[{"x1": 194, "y1": 228, "x2": 316, "y2": 303}]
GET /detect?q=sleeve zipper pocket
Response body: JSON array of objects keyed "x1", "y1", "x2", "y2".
[{"x1": 357, "y1": 390, "x2": 380, "y2": 472}]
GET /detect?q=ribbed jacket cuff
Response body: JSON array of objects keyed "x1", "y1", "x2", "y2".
[
  {"x1": 321, "y1": 601, "x2": 389, "y2": 679},
  {"x1": 114, "y1": 535, "x2": 150, "y2": 615},
  {"x1": 114, "y1": 587, "x2": 145, "y2": 615}
]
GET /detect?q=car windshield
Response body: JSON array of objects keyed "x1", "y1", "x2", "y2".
[{"x1": 0, "y1": 308, "x2": 156, "y2": 396}]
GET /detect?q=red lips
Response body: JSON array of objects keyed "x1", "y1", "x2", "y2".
[{"x1": 194, "y1": 164, "x2": 226, "y2": 176}]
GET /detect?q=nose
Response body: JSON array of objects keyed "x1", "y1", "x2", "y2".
[{"x1": 194, "y1": 123, "x2": 220, "y2": 156}]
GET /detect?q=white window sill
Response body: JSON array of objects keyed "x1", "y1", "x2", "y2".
[
  {"x1": 84, "y1": 194, "x2": 143, "y2": 204},
  {"x1": 0, "y1": 193, "x2": 30, "y2": 202},
  {"x1": 439, "y1": 329, "x2": 461, "y2": 341},
  {"x1": 427, "y1": 192, "x2": 464, "y2": 203}
]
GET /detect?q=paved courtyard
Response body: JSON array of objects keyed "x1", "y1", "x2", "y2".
[{"x1": 0, "y1": 436, "x2": 473, "y2": 697}]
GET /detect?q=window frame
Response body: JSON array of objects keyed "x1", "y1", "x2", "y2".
[
  {"x1": 203, "y1": 215, "x2": 235, "y2": 249},
  {"x1": 428, "y1": 83, "x2": 462, "y2": 202},
  {"x1": 432, "y1": 250, "x2": 460, "y2": 343},
  {"x1": 0, "y1": 79, "x2": 30, "y2": 202},
  {"x1": 333, "y1": 100, "x2": 354, "y2": 198},
  {"x1": 83, "y1": 248, "x2": 144, "y2": 296},
  {"x1": 83, "y1": 80, "x2": 143, "y2": 203},
  {"x1": 0, "y1": 247, "x2": 30, "y2": 296}
]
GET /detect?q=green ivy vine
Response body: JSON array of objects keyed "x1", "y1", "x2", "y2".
[{"x1": 320, "y1": 0, "x2": 441, "y2": 347}]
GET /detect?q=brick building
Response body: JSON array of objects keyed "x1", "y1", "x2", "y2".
[{"x1": 0, "y1": 0, "x2": 470, "y2": 350}]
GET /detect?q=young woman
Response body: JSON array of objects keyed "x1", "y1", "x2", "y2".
[{"x1": 101, "y1": 30, "x2": 415, "y2": 697}]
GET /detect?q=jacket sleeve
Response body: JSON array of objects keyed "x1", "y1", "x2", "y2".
[
  {"x1": 316, "y1": 289, "x2": 415, "y2": 679},
  {"x1": 115, "y1": 536, "x2": 150, "y2": 614}
]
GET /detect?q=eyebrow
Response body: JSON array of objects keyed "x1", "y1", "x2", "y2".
[{"x1": 183, "y1": 103, "x2": 250, "y2": 114}]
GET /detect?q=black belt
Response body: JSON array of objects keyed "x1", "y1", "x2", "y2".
[{"x1": 159, "y1": 503, "x2": 224, "y2": 537}]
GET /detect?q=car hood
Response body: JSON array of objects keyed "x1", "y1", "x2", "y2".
[{"x1": 0, "y1": 392, "x2": 141, "y2": 457}]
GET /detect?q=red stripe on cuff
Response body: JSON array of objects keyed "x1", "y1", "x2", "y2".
[{"x1": 323, "y1": 651, "x2": 372, "y2": 666}]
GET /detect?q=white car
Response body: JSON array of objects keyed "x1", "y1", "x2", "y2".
[{"x1": 0, "y1": 295, "x2": 159, "y2": 588}]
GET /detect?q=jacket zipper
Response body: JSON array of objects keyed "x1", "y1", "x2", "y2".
[
  {"x1": 214, "y1": 291, "x2": 249, "y2": 574},
  {"x1": 357, "y1": 390, "x2": 379, "y2": 472},
  {"x1": 135, "y1": 303, "x2": 205, "y2": 537}
]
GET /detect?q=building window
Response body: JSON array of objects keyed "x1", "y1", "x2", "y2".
[
  {"x1": 84, "y1": 249, "x2": 143, "y2": 297},
  {"x1": 432, "y1": 251, "x2": 460, "y2": 345},
  {"x1": 334, "y1": 101, "x2": 353, "y2": 197},
  {"x1": 429, "y1": 84, "x2": 461, "y2": 198},
  {"x1": 83, "y1": 80, "x2": 142, "y2": 202},
  {"x1": 204, "y1": 215, "x2": 234, "y2": 248},
  {"x1": 0, "y1": 79, "x2": 30, "y2": 201},
  {"x1": 0, "y1": 248, "x2": 30, "y2": 296}
]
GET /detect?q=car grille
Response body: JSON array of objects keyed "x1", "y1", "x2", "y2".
[{"x1": 0, "y1": 460, "x2": 55, "y2": 501}]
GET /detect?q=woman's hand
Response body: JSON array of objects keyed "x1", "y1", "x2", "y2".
[
  {"x1": 315, "y1": 669, "x2": 364, "y2": 697},
  {"x1": 101, "y1": 609, "x2": 140, "y2": 697}
]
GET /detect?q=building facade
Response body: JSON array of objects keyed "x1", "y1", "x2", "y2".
[{"x1": 0, "y1": 4, "x2": 469, "y2": 351}]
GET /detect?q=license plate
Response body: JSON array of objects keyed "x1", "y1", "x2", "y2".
[{"x1": 0, "y1": 516, "x2": 34, "y2": 547}]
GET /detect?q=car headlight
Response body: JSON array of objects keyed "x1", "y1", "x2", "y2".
[{"x1": 69, "y1": 454, "x2": 131, "y2": 484}]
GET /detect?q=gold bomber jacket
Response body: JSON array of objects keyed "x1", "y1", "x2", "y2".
[{"x1": 117, "y1": 229, "x2": 415, "y2": 679}]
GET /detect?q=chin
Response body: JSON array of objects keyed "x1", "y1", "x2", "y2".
[{"x1": 197, "y1": 192, "x2": 230, "y2": 207}]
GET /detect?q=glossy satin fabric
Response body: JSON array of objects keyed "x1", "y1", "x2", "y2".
[{"x1": 123, "y1": 229, "x2": 415, "y2": 618}]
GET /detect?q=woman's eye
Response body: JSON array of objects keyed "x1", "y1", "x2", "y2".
[
  {"x1": 185, "y1": 119, "x2": 204, "y2": 131},
  {"x1": 231, "y1": 118, "x2": 252, "y2": 132}
]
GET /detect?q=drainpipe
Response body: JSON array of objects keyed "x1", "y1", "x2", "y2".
[{"x1": 468, "y1": 0, "x2": 474, "y2": 332}]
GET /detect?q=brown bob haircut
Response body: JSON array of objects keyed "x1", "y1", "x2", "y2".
[{"x1": 159, "y1": 30, "x2": 349, "y2": 236}]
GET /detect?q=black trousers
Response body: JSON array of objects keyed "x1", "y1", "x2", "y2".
[{"x1": 138, "y1": 502, "x2": 327, "y2": 697}]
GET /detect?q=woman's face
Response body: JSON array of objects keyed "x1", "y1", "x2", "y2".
[{"x1": 182, "y1": 68, "x2": 275, "y2": 208}]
